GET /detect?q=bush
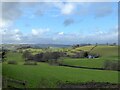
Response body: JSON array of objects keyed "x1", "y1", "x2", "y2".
[
  {"x1": 24, "y1": 61, "x2": 37, "y2": 65},
  {"x1": 23, "y1": 50, "x2": 33, "y2": 61},
  {"x1": 8, "y1": 60, "x2": 17, "y2": 65},
  {"x1": 71, "y1": 51, "x2": 88, "y2": 58},
  {"x1": 104, "y1": 60, "x2": 120, "y2": 71}
]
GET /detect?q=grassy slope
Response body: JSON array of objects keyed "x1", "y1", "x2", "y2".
[
  {"x1": 59, "y1": 58, "x2": 107, "y2": 68},
  {"x1": 6, "y1": 52, "x2": 24, "y2": 62},
  {"x1": 60, "y1": 46, "x2": 118, "y2": 68},
  {"x1": 75, "y1": 45, "x2": 118, "y2": 57}
]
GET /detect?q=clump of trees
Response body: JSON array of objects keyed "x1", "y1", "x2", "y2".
[
  {"x1": 104, "y1": 60, "x2": 120, "y2": 71},
  {"x1": 22, "y1": 50, "x2": 34, "y2": 61},
  {"x1": 70, "y1": 51, "x2": 88, "y2": 58},
  {"x1": 22, "y1": 51, "x2": 65, "y2": 64}
]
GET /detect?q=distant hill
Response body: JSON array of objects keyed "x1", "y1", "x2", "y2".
[
  {"x1": 31, "y1": 44, "x2": 71, "y2": 48},
  {"x1": 1, "y1": 44, "x2": 72, "y2": 50}
]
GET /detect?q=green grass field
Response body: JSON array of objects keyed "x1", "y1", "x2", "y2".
[
  {"x1": 3, "y1": 62, "x2": 119, "y2": 88},
  {"x1": 75, "y1": 45, "x2": 118, "y2": 57},
  {"x1": 2, "y1": 45, "x2": 120, "y2": 88},
  {"x1": 59, "y1": 58, "x2": 108, "y2": 68},
  {"x1": 6, "y1": 52, "x2": 24, "y2": 62},
  {"x1": 59, "y1": 45, "x2": 118, "y2": 68}
]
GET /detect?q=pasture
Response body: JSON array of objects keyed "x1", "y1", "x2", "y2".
[
  {"x1": 3, "y1": 62, "x2": 119, "y2": 88},
  {"x1": 2, "y1": 45, "x2": 120, "y2": 88}
]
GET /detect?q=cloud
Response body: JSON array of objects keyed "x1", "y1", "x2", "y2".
[
  {"x1": 1, "y1": 2, "x2": 117, "y2": 44},
  {"x1": 2, "y1": 2, "x2": 22, "y2": 21},
  {"x1": 94, "y1": 4, "x2": 113, "y2": 18},
  {"x1": 34, "y1": 9, "x2": 44, "y2": 16},
  {"x1": 1, "y1": 28, "x2": 23, "y2": 44},
  {"x1": 63, "y1": 18, "x2": 74, "y2": 26},
  {"x1": 31, "y1": 28, "x2": 50, "y2": 36},
  {"x1": 61, "y1": 3, "x2": 75, "y2": 15},
  {"x1": 1, "y1": 26, "x2": 118, "y2": 44},
  {"x1": 58, "y1": 32, "x2": 64, "y2": 35},
  {"x1": 52, "y1": 2, "x2": 76, "y2": 15}
]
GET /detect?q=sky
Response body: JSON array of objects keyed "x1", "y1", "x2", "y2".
[{"x1": 0, "y1": 1, "x2": 118, "y2": 45}]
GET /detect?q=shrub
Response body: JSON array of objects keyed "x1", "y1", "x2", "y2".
[
  {"x1": 104, "y1": 60, "x2": 120, "y2": 71},
  {"x1": 24, "y1": 61, "x2": 37, "y2": 65},
  {"x1": 71, "y1": 51, "x2": 88, "y2": 58},
  {"x1": 23, "y1": 50, "x2": 33, "y2": 61},
  {"x1": 8, "y1": 60, "x2": 17, "y2": 65},
  {"x1": 34, "y1": 53, "x2": 44, "y2": 62}
]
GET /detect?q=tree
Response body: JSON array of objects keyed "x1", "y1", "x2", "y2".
[
  {"x1": 51, "y1": 52, "x2": 61, "y2": 60},
  {"x1": 34, "y1": 53, "x2": 44, "y2": 62},
  {"x1": 42, "y1": 52, "x2": 51, "y2": 62},
  {"x1": 113, "y1": 43, "x2": 116, "y2": 46},
  {"x1": 22, "y1": 50, "x2": 33, "y2": 61},
  {"x1": 2, "y1": 50, "x2": 7, "y2": 62}
]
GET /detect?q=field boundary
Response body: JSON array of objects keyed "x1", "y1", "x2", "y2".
[
  {"x1": 2, "y1": 77, "x2": 27, "y2": 89},
  {"x1": 59, "y1": 64, "x2": 120, "y2": 71}
]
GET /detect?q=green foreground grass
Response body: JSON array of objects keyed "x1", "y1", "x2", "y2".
[{"x1": 3, "y1": 62, "x2": 119, "y2": 88}]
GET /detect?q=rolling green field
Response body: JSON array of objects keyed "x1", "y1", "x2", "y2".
[
  {"x1": 59, "y1": 45, "x2": 119, "y2": 68},
  {"x1": 74, "y1": 45, "x2": 118, "y2": 57},
  {"x1": 59, "y1": 58, "x2": 108, "y2": 68},
  {"x1": 2, "y1": 45, "x2": 120, "y2": 88}
]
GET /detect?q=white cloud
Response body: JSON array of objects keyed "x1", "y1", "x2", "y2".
[
  {"x1": 31, "y1": 28, "x2": 50, "y2": 36},
  {"x1": 1, "y1": 26, "x2": 118, "y2": 44},
  {"x1": 0, "y1": 2, "x2": 118, "y2": 44},
  {"x1": 32, "y1": 29, "x2": 38, "y2": 36},
  {"x1": 61, "y1": 3, "x2": 75, "y2": 15},
  {"x1": 58, "y1": 32, "x2": 64, "y2": 35},
  {"x1": 1, "y1": 28, "x2": 23, "y2": 44},
  {"x1": 53, "y1": 2, "x2": 76, "y2": 15}
]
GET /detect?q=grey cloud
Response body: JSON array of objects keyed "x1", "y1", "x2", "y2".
[
  {"x1": 2, "y1": 2, "x2": 22, "y2": 21},
  {"x1": 63, "y1": 18, "x2": 74, "y2": 26},
  {"x1": 34, "y1": 10, "x2": 44, "y2": 16},
  {"x1": 94, "y1": 4, "x2": 113, "y2": 18}
]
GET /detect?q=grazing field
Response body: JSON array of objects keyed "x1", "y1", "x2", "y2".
[
  {"x1": 74, "y1": 45, "x2": 118, "y2": 57},
  {"x1": 59, "y1": 58, "x2": 108, "y2": 68},
  {"x1": 6, "y1": 52, "x2": 24, "y2": 62},
  {"x1": 59, "y1": 46, "x2": 119, "y2": 68},
  {"x1": 2, "y1": 45, "x2": 120, "y2": 88},
  {"x1": 3, "y1": 62, "x2": 119, "y2": 88}
]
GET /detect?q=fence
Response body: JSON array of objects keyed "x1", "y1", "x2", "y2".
[{"x1": 2, "y1": 77, "x2": 27, "y2": 89}]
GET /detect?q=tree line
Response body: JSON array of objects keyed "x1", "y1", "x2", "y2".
[{"x1": 22, "y1": 50, "x2": 66, "y2": 63}]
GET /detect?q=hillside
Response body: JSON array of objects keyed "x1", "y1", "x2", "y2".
[{"x1": 73, "y1": 45, "x2": 118, "y2": 57}]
